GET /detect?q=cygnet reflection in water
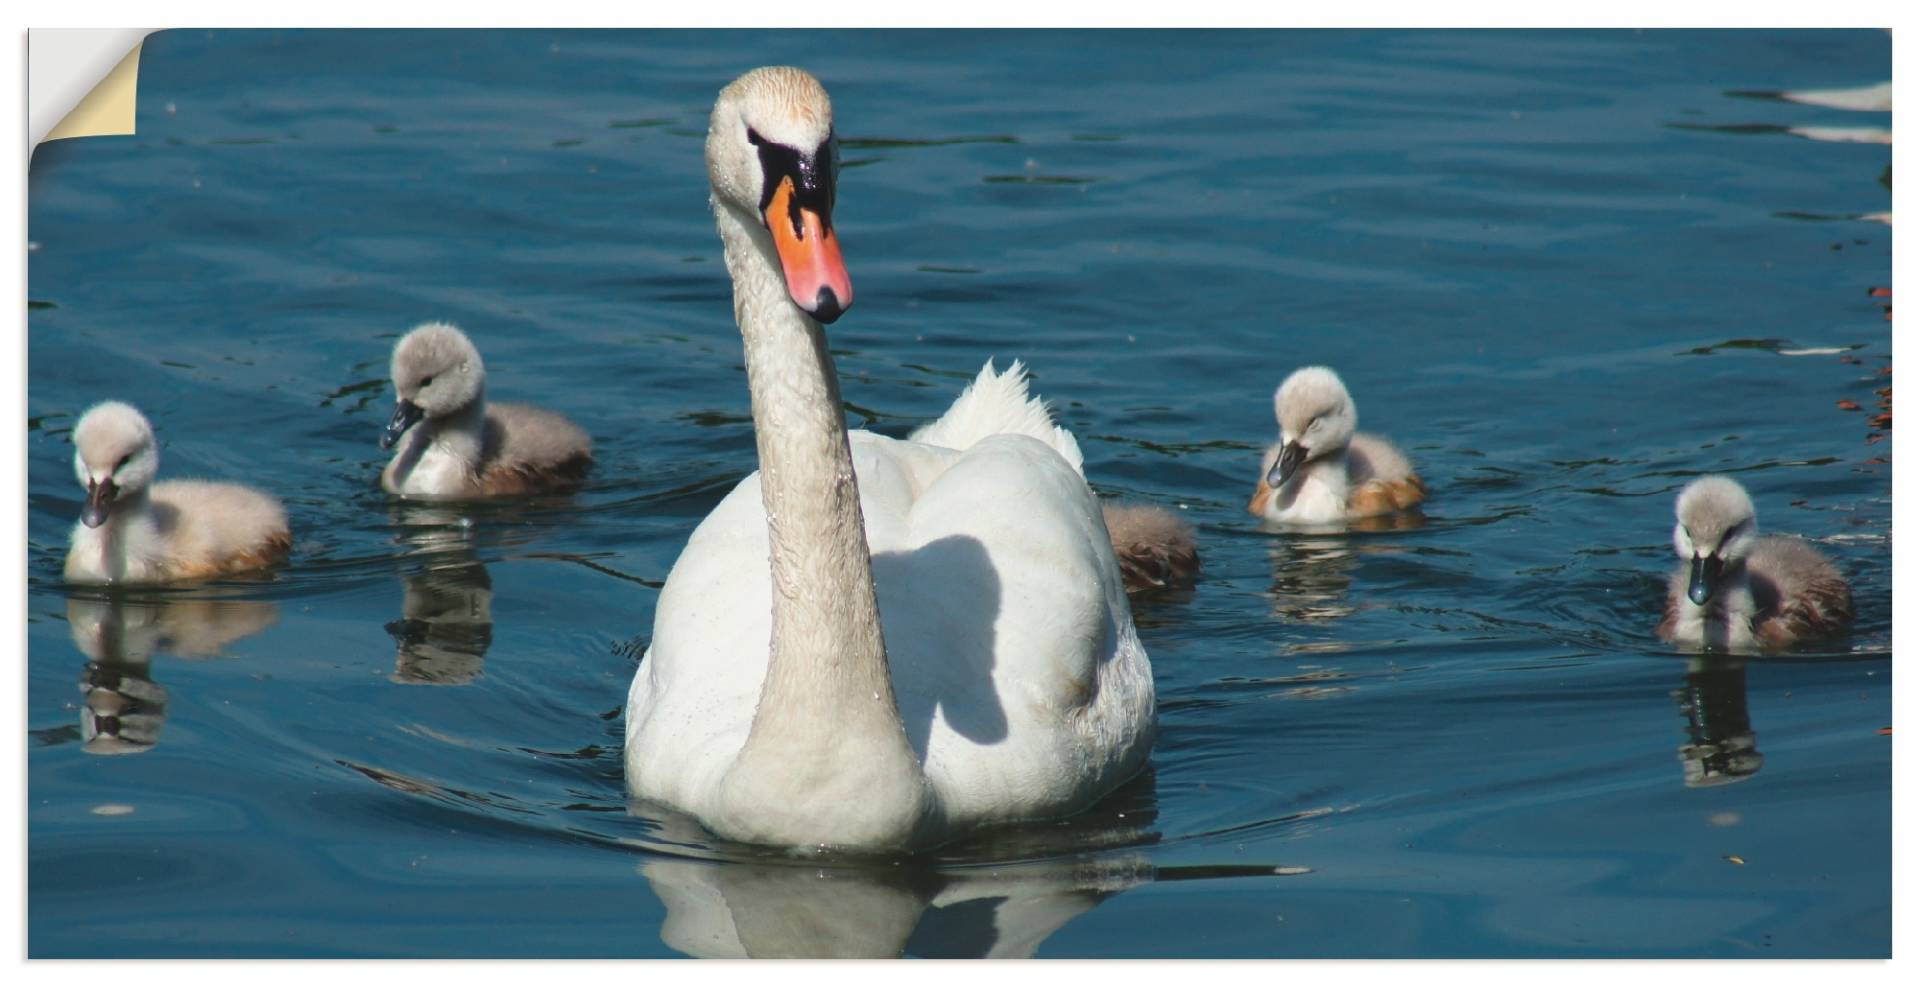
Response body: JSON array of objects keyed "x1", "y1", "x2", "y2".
[
  {"x1": 1265, "y1": 536, "x2": 1361, "y2": 625},
  {"x1": 388, "y1": 559, "x2": 493, "y2": 685},
  {"x1": 66, "y1": 593, "x2": 279, "y2": 755},
  {"x1": 1262, "y1": 525, "x2": 1423, "y2": 626},
  {"x1": 1671, "y1": 656, "x2": 1764, "y2": 787},
  {"x1": 384, "y1": 505, "x2": 494, "y2": 685}
]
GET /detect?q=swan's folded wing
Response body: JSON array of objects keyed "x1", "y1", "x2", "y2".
[{"x1": 882, "y1": 433, "x2": 1151, "y2": 818}]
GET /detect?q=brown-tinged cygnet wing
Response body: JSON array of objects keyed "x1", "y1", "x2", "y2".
[
  {"x1": 1748, "y1": 535, "x2": 1854, "y2": 649},
  {"x1": 1346, "y1": 432, "x2": 1425, "y2": 518},
  {"x1": 148, "y1": 479, "x2": 291, "y2": 579},
  {"x1": 480, "y1": 402, "x2": 594, "y2": 495}
]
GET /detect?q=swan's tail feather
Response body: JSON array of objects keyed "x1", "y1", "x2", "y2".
[
  {"x1": 909, "y1": 359, "x2": 1084, "y2": 473},
  {"x1": 1101, "y1": 503, "x2": 1201, "y2": 594}
]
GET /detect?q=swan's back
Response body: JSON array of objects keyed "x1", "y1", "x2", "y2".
[
  {"x1": 908, "y1": 360, "x2": 1083, "y2": 471},
  {"x1": 914, "y1": 361, "x2": 1197, "y2": 592}
]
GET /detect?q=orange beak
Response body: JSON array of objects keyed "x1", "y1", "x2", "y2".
[{"x1": 764, "y1": 176, "x2": 852, "y2": 323}]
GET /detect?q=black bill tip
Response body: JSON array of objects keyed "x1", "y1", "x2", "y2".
[
  {"x1": 81, "y1": 479, "x2": 115, "y2": 528},
  {"x1": 1269, "y1": 441, "x2": 1307, "y2": 488},
  {"x1": 382, "y1": 400, "x2": 424, "y2": 451},
  {"x1": 1687, "y1": 554, "x2": 1723, "y2": 606}
]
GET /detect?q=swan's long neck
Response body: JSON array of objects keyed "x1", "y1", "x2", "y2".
[{"x1": 712, "y1": 199, "x2": 926, "y2": 844}]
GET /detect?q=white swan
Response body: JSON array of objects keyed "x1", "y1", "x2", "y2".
[{"x1": 624, "y1": 66, "x2": 1155, "y2": 852}]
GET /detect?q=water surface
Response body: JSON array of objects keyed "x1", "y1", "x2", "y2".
[{"x1": 27, "y1": 28, "x2": 1891, "y2": 957}]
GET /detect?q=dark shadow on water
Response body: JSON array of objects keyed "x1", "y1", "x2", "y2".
[{"x1": 64, "y1": 591, "x2": 279, "y2": 755}]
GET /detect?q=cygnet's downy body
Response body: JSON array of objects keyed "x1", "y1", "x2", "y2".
[
  {"x1": 1657, "y1": 475, "x2": 1854, "y2": 653},
  {"x1": 64, "y1": 401, "x2": 291, "y2": 585},
  {"x1": 379, "y1": 322, "x2": 593, "y2": 499},
  {"x1": 1101, "y1": 503, "x2": 1201, "y2": 592},
  {"x1": 1248, "y1": 366, "x2": 1424, "y2": 525}
]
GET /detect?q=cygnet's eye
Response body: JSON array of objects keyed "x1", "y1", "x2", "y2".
[
  {"x1": 1307, "y1": 417, "x2": 1322, "y2": 431},
  {"x1": 113, "y1": 453, "x2": 132, "y2": 473},
  {"x1": 420, "y1": 375, "x2": 436, "y2": 388}
]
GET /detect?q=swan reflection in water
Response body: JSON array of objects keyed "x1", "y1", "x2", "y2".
[
  {"x1": 1671, "y1": 656, "x2": 1764, "y2": 787},
  {"x1": 630, "y1": 772, "x2": 1299, "y2": 958},
  {"x1": 66, "y1": 592, "x2": 278, "y2": 755},
  {"x1": 385, "y1": 505, "x2": 494, "y2": 686}
]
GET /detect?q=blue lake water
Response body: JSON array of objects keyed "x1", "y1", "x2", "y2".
[{"x1": 26, "y1": 28, "x2": 1891, "y2": 958}]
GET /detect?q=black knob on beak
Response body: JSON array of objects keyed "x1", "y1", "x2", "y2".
[{"x1": 812, "y1": 286, "x2": 845, "y2": 324}]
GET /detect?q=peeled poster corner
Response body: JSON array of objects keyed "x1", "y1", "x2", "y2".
[{"x1": 31, "y1": 29, "x2": 156, "y2": 148}]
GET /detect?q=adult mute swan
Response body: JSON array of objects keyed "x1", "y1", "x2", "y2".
[{"x1": 624, "y1": 67, "x2": 1157, "y2": 851}]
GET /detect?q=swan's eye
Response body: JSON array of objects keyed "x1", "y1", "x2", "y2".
[
  {"x1": 1307, "y1": 417, "x2": 1321, "y2": 431},
  {"x1": 420, "y1": 374, "x2": 435, "y2": 388},
  {"x1": 113, "y1": 453, "x2": 131, "y2": 473}
]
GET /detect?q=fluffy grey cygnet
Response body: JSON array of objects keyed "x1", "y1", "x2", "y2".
[
  {"x1": 65, "y1": 401, "x2": 291, "y2": 585},
  {"x1": 379, "y1": 322, "x2": 593, "y2": 498},
  {"x1": 1249, "y1": 366, "x2": 1424, "y2": 525},
  {"x1": 1657, "y1": 475, "x2": 1854, "y2": 653}
]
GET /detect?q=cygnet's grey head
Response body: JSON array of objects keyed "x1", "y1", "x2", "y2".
[
  {"x1": 1266, "y1": 366, "x2": 1358, "y2": 488},
  {"x1": 1672, "y1": 475, "x2": 1759, "y2": 606},
  {"x1": 383, "y1": 322, "x2": 485, "y2": 450},
  {"x1": 71, "y1": 401, "x2": 159, "y2": 528},
  {"x1": 706, "y1": 66, "x2": 851, "y2": 323}
]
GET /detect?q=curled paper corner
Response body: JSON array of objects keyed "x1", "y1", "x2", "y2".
[
  {"x1": 31, "y1": 29, "x2": 156, "y2": 148},
  {"x1": 44, "y1": 43, "x2": 142, "y2": 143}
]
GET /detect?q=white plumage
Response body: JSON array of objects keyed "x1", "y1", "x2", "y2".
[{"x1": 627, "y1": 360, "x2": 1154, "y2": 848}]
